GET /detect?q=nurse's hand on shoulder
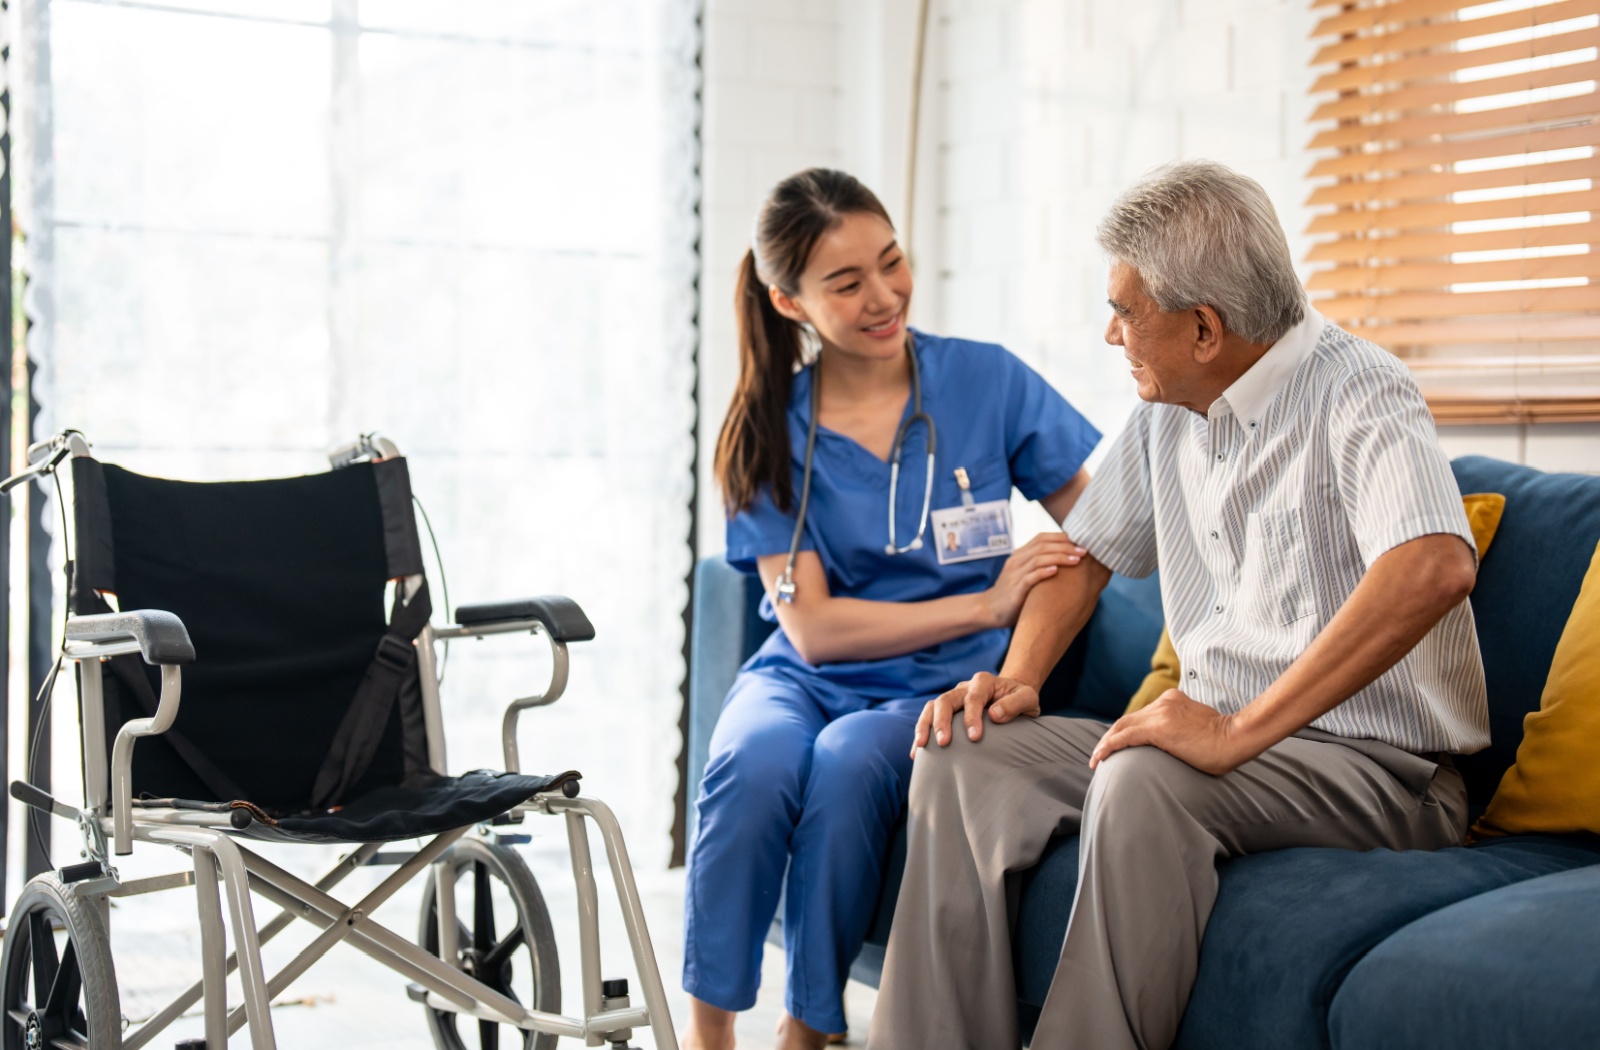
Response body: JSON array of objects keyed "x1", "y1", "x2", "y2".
[
  {"x1": 983, "y1": 534, "x2": 1086, "y2": 628},
  {"x1": 912, "y1": 672, "x2": 1041, "y2": 757}
]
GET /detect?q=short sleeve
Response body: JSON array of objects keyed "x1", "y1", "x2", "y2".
[
  {"x1": 1003, "y1": 353, "x2": 1102, "y2": 500},
  {"x1": 1330, "y1": 364, "x2": 1476, "y2": 566},
  {"x1": 1063, "y1": 403, "x2": 1160, "y2": 578},
  {"x1": 725, "y1": 486, "x2": 812, "y2": 575}
]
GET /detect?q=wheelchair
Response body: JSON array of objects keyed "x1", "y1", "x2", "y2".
[{"x1": 0, "y1": 431, "x2": 678, "y2": 1050}]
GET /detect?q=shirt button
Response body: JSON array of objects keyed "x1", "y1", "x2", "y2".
[
  {"x1": 1210, "y1": 530, "x2": 1220, "y2": 540},
  {"x1": 1214, "y1": 604, "x2": 1224, "y2": 614},
  {"x1": 1187, "y1": 670, "x2": 1198, "y2": 680},
  {"x1": 1216, "y1": 452, "x2": 1226, "y2": 462}
]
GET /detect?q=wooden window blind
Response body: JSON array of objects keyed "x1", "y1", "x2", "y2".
[{"x1": 1306, "y1": 0, "x2": 1600, "y2": 423}]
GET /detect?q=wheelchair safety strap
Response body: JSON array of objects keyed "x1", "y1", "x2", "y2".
[{"x1": 309, "y1": 579, "x2": 433, "y2": 810}]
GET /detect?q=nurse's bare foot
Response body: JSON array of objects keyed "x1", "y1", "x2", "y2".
[
  {"x1": 775, "y1": 1011, "x2": 830, "y2": 1050},
  {"x1": 685, "y1": 997, "x2": 736, "y2": 1050}
]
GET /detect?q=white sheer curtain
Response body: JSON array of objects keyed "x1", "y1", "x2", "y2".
[{"x1": 14, "y1": 0, "x2": 699, "y2": 872}]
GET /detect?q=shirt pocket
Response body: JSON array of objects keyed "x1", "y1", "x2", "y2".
[
  {"x1": 937, "y1": 453, "x2": 1011, "y2": 507},
  {"x1": 1239, "y1": 508, "x2": 1314, "y2": 626}
]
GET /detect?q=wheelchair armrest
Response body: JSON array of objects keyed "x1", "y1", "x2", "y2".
[
  {"x1": 455, "y1": 596, "x2": 596, "y2": 642},
  {"x1": 66, "y1": 610, "x2": 196, "y2": 665}
]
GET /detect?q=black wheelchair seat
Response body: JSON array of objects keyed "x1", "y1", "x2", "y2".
[{"x1": 241, "y1": 769, "x2": 581, "y2": 844}]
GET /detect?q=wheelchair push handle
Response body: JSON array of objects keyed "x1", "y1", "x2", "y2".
[
  {"x1": 328, "y1": 431, "x2": 401, "y2": 468},
  {"x1": 10, "y1": 779, "x2": 77, "y2": 821},
  {"x1": 0, "y1": 430, "x2": 90, "y2": 494}
]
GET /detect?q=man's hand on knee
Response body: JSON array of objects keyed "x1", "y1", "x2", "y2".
[
  {"x1": 1088, "y1": 688, "x2": 1246, "y2": 775},
  {"x1": 912, "y1": 672, "x2": 1043, "y2": 756}
]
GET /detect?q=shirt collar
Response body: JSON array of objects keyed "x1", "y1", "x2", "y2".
[{"x1": 1213, "y1": 307, "x2": 1325, "y2": 426}]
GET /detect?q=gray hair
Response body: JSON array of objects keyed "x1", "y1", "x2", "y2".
[{"x1": 1096, "y1": 161, "x2": 1305, "y2": 345}]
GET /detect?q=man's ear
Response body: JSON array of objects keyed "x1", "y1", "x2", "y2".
[
  {"x1": 1192, "y1": 304, "x2": 1225, "y2": 365},
  {"x1": 769, "y1": 285, "x2": 808, "y2": 325}
]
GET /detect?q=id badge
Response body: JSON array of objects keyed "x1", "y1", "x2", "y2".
[{"x1": 931, "y1": 499, "x2": 1013, "y2": 564}]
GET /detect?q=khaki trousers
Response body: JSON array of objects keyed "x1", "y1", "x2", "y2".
[{"x1": 865, "y1": 716, "x2": 1468, "y2": 1050}]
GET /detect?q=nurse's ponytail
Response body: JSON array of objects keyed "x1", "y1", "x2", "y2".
[{"x1": 715, "y1": 168, "x2": 893, "y2": 515}]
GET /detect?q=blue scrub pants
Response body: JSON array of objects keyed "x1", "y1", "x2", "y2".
[{"x1": 683, "y1": 668, "x2": 923, "y2": 1034}]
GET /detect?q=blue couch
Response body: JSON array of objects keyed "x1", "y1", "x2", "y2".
[{"x1": 686, "y1": 456, "x2": 1600, "y2": 1048}]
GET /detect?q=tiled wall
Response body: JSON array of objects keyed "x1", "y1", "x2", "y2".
[
  {"x1": 700, "y1": 0, "x2": 836, "y2": 552},
  {"x1": 927, "y1": 0, "x2": 1321, "y2": 448},
  {"x1": 696, "y1": 0, "x2": 1597, "y2": 552}
]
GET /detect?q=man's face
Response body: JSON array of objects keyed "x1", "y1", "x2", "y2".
[{"x1": 1104, "y1": 262, "x2": 1209, "y2": 412}]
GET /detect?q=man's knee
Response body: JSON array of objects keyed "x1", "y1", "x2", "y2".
[
  {"x1": 906, "y1": 725, "x2": 1023, "y2": 819},
  {"x1": 1084, "y1": 745, "x2": 1203, "y2": 821}
]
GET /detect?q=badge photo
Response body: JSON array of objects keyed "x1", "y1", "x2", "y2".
[{"x1": 932, "y1": 487, "x2": 1013, "y2": 564}]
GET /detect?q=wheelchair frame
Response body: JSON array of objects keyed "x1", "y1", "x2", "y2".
[{"x1": 17, "y1": 431, "x2": 679, "y2": 1050}]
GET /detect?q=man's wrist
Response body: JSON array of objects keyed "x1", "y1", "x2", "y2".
[
  {"x1": 997, "y1": 659, "x2": 1048, "y2": 692},
  {"x1": 1224, "y1": 699, "x2": 1289, "y2": 765}
]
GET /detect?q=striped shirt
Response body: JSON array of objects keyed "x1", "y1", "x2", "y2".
[{"x1": 1064, "y1": 310, "x2": 1490, "y2": 754}]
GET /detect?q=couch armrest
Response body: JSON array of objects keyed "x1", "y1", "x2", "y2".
[{"x1": 687, "y1": 558, "x2": 775, "y2": 824}]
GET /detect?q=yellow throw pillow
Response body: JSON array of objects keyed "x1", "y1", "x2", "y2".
[
  {"x1": 1124, "y1": 493, "x2": 1507, "y2": 715},
  {"x1": 1127, "y1": 627, "x2": 1179, "y2": 714},
  {"x1": 1471, "y1": 538, "x2": 1600, "y2": 840},
  {"x1": 1461, "y1": 492, "x2": 1506, "y2": 560}
]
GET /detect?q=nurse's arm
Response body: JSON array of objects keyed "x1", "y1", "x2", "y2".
[
  {"x1": 756, "y1": 542, "x2": 1078, "y2": 665},
  {"x1": 1039, "y1": 468, "x2": 1091, "y2": 526},
  {"x1": 915, "y1": 547, "x2": 1111, "y2": 750}
]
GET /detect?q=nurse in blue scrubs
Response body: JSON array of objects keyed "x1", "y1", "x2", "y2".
[{"x1": 683, "y1": 168, "x2": 1101, "y2": 1050}]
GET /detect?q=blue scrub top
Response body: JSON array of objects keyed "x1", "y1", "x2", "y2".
[{"x1": 725, "y1": 329, "x2": 1101, "y2": 701}]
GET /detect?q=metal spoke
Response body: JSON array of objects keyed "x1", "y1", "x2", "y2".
[
  {"x1": 478, "y1": 1017, "x2": 499, "y2": 1050},
  {"x1": 7, "y1": 1008, "x2": 31, "y2": 1029},
  {"x1": 28, "y1": 912, "x2": 60, "y2": 1008},
  {"x1": 49, "y1": 1033, "x2": 89, "y2": 1050}
]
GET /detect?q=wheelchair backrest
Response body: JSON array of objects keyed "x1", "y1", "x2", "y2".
[{"x1": 70, "y1": 455, "x2": 433, "y2": 813}]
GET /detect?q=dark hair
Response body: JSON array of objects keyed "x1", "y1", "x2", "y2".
[{"x1": 714, "y1": 168, "x2": 894, "y2": 515}]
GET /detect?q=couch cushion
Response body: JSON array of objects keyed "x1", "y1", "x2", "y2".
[
  {"x1": 1005, "y1": 834, "x2": 1600, "y2": 1025},
  {"x1": 1013, "y1": 834, "x2": 1083, "y2": 1006},
  {"x1": 1172, "y1": 835, "x2": 1600, "y2": 1050},
  {"x1": 1037, "y1": 572, "x2": 1165, "y2": 721},
  {"x1": 1473, "y1": 538, "x2": 1600, "y2": 840},
  {"x1": 1330, "y1": 859, "x2": 1600, "y2": 1050},
  {"x1": 1449, "y1": 457, "x2": 1600, "y2": 810}
]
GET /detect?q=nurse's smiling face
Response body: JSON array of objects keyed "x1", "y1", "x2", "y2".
[{"x1": 769, "y1": 211, "x2": 913, "y2": 363}]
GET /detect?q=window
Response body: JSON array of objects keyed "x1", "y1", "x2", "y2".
[
  {"x1": 13, "y1": 0, "x2": 700, "y2": 880},
  {"x1": 1306, "y1": 0, "x2": 1599, "y2": 423}
]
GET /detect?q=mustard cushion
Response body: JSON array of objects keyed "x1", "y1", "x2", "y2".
[
  {"x1": 1124, "y1": 494, "x2": 1506, "y2": 716},
  {"x1": 1461, "y1": 492, "x2": 1506, "y2": 560},
  {"x1": 1127, "y1": 627, "x2": 1178, "y2": 713},
  {"x1": 1471, "y1": 537, "x2": 1600, "y2": 840}
]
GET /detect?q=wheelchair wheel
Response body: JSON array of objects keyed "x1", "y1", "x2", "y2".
[
  {"x1": 419, "y1": 838, "x2": 560, "y2": 1050},
  {"x1": 0, "y1": 873, "x2": 122, "y2": 1050}
]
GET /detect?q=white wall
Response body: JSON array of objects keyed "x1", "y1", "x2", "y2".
[
  {"x1": 926, "y1": 0, "x2": 1319, "y2": 453},
  {"x1": 697, "y1": 0, "x2": 933, "y2": 555},
  {"x1": 696, "y1": 0, "x2": 1599, "y2": 558}
]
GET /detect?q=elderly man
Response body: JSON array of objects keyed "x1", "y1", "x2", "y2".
[{"x1": 865, "y1": 161, "x2": 1489, "y2": 1050}]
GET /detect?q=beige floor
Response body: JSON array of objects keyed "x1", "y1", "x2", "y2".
[{"x1": 103, "y1": 837, "x2": 878, "y2": 1049}]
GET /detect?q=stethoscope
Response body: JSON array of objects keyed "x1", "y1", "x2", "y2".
[{"x1": 775, "y1": 342, "x2": 936, "y2": 604}]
